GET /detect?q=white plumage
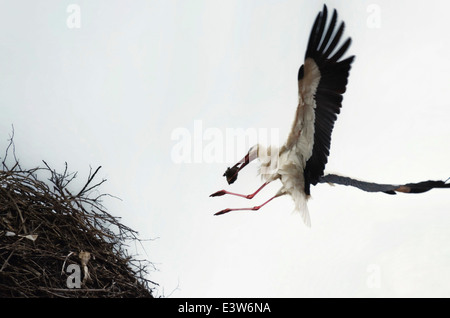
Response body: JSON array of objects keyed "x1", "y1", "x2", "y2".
[{"x1": 211, "y1": 5, "x2": 350, "y2": 226}]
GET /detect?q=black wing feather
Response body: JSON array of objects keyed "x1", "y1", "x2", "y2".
[
  {"x1": 303, "y1": 5, "x2": 355, "y2": 195},
  {"x1": 318, "y1": 174, "x2": 450, "y2": 194},
  {"x1": 317, "y1": 9, "x2": 337, "y2": 53}
]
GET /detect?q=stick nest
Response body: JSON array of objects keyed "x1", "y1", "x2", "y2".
[{"x1": 0, "y1": 137, "x2": 156, "y2": 297}]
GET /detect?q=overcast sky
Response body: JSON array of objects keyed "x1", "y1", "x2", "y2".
[{"x1": 1, "y1": 0, "x2": 450, "y2": 297}]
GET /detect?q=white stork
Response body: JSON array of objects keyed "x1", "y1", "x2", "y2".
[{"x1": 210, "y1": 5, "x2": 450, "y2": 226}]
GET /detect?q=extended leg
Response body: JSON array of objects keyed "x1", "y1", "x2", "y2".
[
  {"x1": 210, "y1": 182, "x2": 269, "y2": 199},
  {"x1": 213, "y1": 193, "x2": 281, "y2": 216}
]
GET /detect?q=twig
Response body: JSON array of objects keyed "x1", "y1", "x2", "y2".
[{"x1": 76, "y1": 166, "x2": 104, "y2": 197}]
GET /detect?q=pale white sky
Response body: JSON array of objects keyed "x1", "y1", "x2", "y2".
[{"x1": 1, "y1": 0, "x2": 450, "y2": 297}]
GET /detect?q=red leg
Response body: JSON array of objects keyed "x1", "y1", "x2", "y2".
[
  {"x1": 214, "y1": 194, "x2": 279, "y2": 216},
  {"x1": 210, "y1": 182, "x2": 269, "y2": 199}
]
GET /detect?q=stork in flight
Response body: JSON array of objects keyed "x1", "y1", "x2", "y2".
[{"x1": 210, "y1": 5, "x2": 450, "y2": 226}]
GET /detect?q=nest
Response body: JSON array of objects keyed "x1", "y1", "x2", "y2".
[{"x1": 0, "y1": 136, "x2": 156, "y2": 297}]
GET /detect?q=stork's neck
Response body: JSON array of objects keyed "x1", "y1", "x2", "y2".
[{"x1": 254, "y1": 144, "x2": 280, "y2": 178}]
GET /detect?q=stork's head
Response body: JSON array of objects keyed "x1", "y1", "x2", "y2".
[
  {"x1": 223, "y1": 144, "x2": 259, "y2": 184},
  {"x1": 223, "y1": 166, "x2": 239, "y2": 184},
  {"x1": 223, "y1": 144, "x2": 280, "y2": 184}
]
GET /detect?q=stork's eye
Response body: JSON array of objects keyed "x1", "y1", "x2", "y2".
[{"x1": 298, "y1": 64, "x2": 305, "y2": 80}]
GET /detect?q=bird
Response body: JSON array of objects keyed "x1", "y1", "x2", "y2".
[{"x1": 210, "y1": 5, "x2": 450, "y2": 226}]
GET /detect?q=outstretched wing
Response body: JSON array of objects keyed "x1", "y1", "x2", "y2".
[
  {"x1": 286, "y1": 5, "x2": 354, "y2": 195},
  {"x1": 318, "y1": 174, "x2": 450, "y2": 194}
]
